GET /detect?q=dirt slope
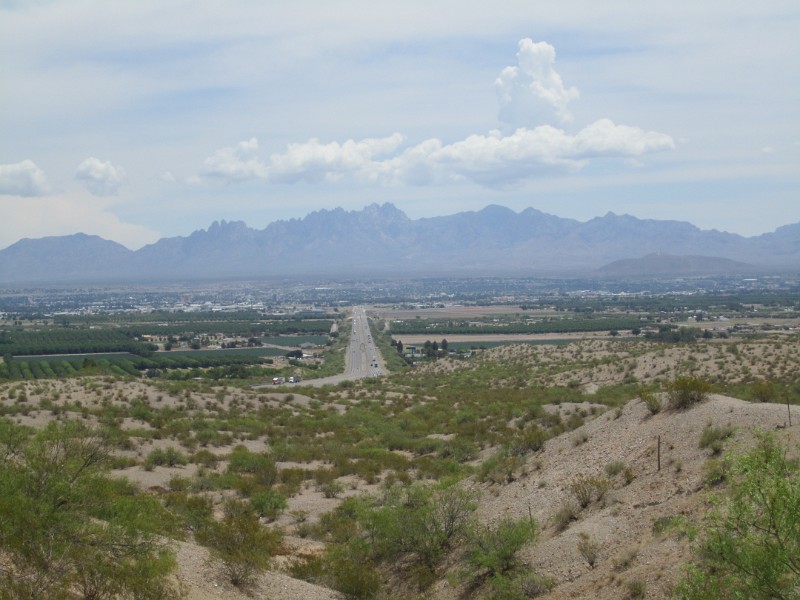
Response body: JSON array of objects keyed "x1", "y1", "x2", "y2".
[{"x1": 429, "y1": 394, "x2": 798, "y2": 599}]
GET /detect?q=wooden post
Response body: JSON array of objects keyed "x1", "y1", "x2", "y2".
[
  {"x1": 657, "y1": 435, "x2": 661, "y2": 472},
  {"x1": 788, "y1": 396, "x2": 793, "y2": 428}
]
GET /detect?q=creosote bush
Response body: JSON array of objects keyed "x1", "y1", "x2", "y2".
[
  {"x1": 569, "y1": 474, "x2": 609, "y2": 509},
  {"x1": 466, "y1": 516, "x2": 537, "y2": 580},
  {"x1": 667, "y1": 376, "x2": 711, "y2": 410},
  {"x1": 196, "y1": 498, "x2": 281, "y2": 588},
  {"x1": 699, "y1": 424, "x2": 734, "y2": 455},
  {"x1": 639, "y1": 386, "x2": 661, "y2": 414},
  {"x1": 577, "y1": 532, "x2": 600, "y2": 569}
]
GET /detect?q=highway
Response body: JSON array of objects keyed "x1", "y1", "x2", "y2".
[
  {"x1": 254, "y1": 306, "x2": 384, "y2": 388},
  {"x1": 346, "y1": 306, "x2": 384, "y2": 378}
]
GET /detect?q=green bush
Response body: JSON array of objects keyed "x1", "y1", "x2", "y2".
[
  {"x1": 466, "y1": 517, "x2": 537, "y2": 579},
  {"x1": 639, "y1": 386, "x2": 661, "y2": 414},
  {"x1": 251, "y1": 488, "x2": 288, "y2": 520},
  {"x1": 196, "y1": 499, "x2": 281, "y2": 588},
  {"x1": 569, "y1": 474, "x2": 609, "y2": 509},
  {"x1": 667, "y1": 376, "x2": 711, "y2": 410},
  {"x1": 144, "y1": 446, "x2": 188, "y2": 469},
  {"x1": 327, "y1": 539, "x2": 382, "y2": 599},
  {"x1": 0, "y1": 420, "x2": 182, "y2": 599},
  {"x1": 227, "y1": 445, "x2": 277, "y2": 487},
  {"x1": 508, "y1": 425, "x2": 548, "y2": 456},
  {"x1": 699, "y1": 424, "x2": 734, "y2": 455},
  {"x1": 676, "y1": 435, "x2": 800, "y2": 599}
]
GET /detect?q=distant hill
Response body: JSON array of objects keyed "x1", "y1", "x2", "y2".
[
  {"x1": 0, "y1": 203, "x2": 798, "y2": 284},
  {"x1": 596, "y1": 253, "x2": 756, "y2": 277}
]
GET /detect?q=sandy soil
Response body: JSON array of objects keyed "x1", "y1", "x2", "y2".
[{"x1": 2, "y1": 333, "x2": 799, "y2": 599}]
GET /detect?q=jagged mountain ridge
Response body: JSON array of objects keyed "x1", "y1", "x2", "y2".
[{"x1": 1, "y1": 203, "x2": 798, "y2": 283}]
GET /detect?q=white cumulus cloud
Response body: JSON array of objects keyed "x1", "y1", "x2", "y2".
[
  {"x1": 197, "y1": 123, "x2": 673, "y2": 189},
  {"x1": 496, "y1": 38, "x2": 579, "y2": 127},
  {"x1": 0, "y1": 160, "x2": 50, "y2": 196},
  {"x1": 378, "y1": 120, "x2": 674, "y2": 187},
  {"x1": 267, "y1": 133, "x2": 405, "y2": 183},
  {"x1": 201, "y1": 138, "x2": 268, "y2": 181},
  {"x1": 195, "y1": 38, "x2": 674, "y2": 189},
  {"x1": 75, "y1": 157, "x2": 127, "y2": 196}
]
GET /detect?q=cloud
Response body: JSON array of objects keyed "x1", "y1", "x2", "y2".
[
  {"x1": 199, "y1": 122, "x2": 673, "y2": 188},
  {"x1": 267, "y1": 134, "x2": 405, "y2": 184},
  {"x1": 201, "y1": 138, "x2": 267, "y2": 182},
  {"x1": 194, "y1": 39, "x2": 673, "y2": 189},
  {"x1": 0, "y1": 160, "x2": 49, "y2": 196},
  {"x1": 380, "y1": 120, "x2": 674, "y2": 186},
  {"x1": 75, "y1": 157, "x2": 127, "y2": 196},
  {"x1": 495, "y1": 38, "x2": 580, "y2": 127}
]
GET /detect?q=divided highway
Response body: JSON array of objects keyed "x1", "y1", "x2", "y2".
[
  {"x1": 347, "y1": 306, "x2": 384, "y2": 378},
  {"x1": 255, "y1": 306, "x2": 384, "y2": 388}
]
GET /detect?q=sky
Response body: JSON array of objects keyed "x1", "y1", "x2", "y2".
[{"x1": 1, "y1": 1, "x2": 798, "y2": 250}]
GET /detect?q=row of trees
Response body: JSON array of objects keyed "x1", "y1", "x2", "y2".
[
  {"x1": 0, "y1": 352, "x2": 279, "y2": 382},
  {"x1": 0, "y1": 329, "x2": 155, "y2": 358}
]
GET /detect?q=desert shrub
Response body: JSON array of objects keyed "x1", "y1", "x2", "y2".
[
  {"x1": 577, "y1": 532, "x2": 600, "y2": 568},
  {"x1": 144, "y1": 446, "x2": 188, "y2": 469},
  {"x1": 191, "y1": 448, "x2": 219, "y2": 468},
  {"x1": 320, "y1": 479, "x2": 345, "y2": 498},
  {"x1": 168, "y1": 474, "x2": 190, "y2": 491},
  {"x1": 623, "y1": 466, "x2": 636, "y2": 485},
  {"x1": 478, "y1": 449, "x2": 522, "y2": 484},
  {"x1": 699, "y1": 424, "x2": 734, "y2": 455},
  {"x1": 287, "y1": 553, "x2": 326, "y2": 585},
  {"x1": 652, "y1": 514, "x2": 688, "y2": 538},
  {"x1": 605, "y1": 460, "x2": 625, "y2": 477},
  {"x1": 552, "y1": 501, "x2": 579, "y2": 532},
  {"x1": 251, "y1": 488, "x2": 288, "y2": 520},
  {"x1": 703, "y1": 458, "x2": 729, "y2": 487},
  {"x1": 749, "y1": 379, "x2": 776, "y2": 403},
  {"x1": 626, "y1": 579, "x2": 646, "y2": 599},
  {"x1": 639, "y1": 387, "x2": 661, "y2": 414},
  {"x1": 466, "y1": 517, "x2": 537, "y2": 579},
  {"x1": 508, "y1": 425, "x2": 548, "y2": 456},
  {"x1": 490, "y1": 571, "x2": 555, "y2": 599},
  {"x1": 667, "y1": 376, "x2": 711, "y2": 410},
  {"x1": 356, "y1": 483, "x2": 476, "y2": 569},
  {"x1": 164, "y1": 490, "x2": 214, "y2": 532},
  {"x1": 196, "y1": 499, "x2": 281, "y2": 588},
  {"x1": 569, "y1": 474, "x2": 609, "y2": 508},
  {"x1": 612, "y1": 545, "x2": 639, "y2": 572},
  {"x1": 676, "y1": 435, "x2": 800, "y2": 599},
  {"x1": 226, "y1": 445, "x2": 277, "y2": 486},
  {"x1": 0, "y1": 421, "x2": 182, "y2": 600},
  {"x1": 327, "y1": 538, "x2": 382, "y2": 599}
]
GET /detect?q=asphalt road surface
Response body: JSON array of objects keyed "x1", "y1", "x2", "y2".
[{"x1": 254, "y1": 306, "x2": 384, "y2": 389}]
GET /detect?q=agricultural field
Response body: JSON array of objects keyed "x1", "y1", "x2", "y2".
[
  {"x1": 1, "y1": 319, "x2": 799, "y2": 599},
  {"x1": 0, "y1": 311, "x2": 340, "y2": 384}
]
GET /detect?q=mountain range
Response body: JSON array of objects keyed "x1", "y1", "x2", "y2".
[{"x1": 1, "y1": 203, "x2": 798, "y2": 284}]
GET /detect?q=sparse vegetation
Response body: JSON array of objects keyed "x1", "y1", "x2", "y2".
[
  {"x1": 699, "y1": 423, "x2": 734, "y2": 455},
  {"x1": 577, "y1": 532, "x2": 600, "y2": 569},
  {"x1": 668, "y1": 376, "x2": 712, "y2": 410},
  {"x1": 2, "y1": 291, "x2": 799, "y2": 599},
  {"x1": 569, "y1": 474, "x2": 610, "y2": 509}
]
